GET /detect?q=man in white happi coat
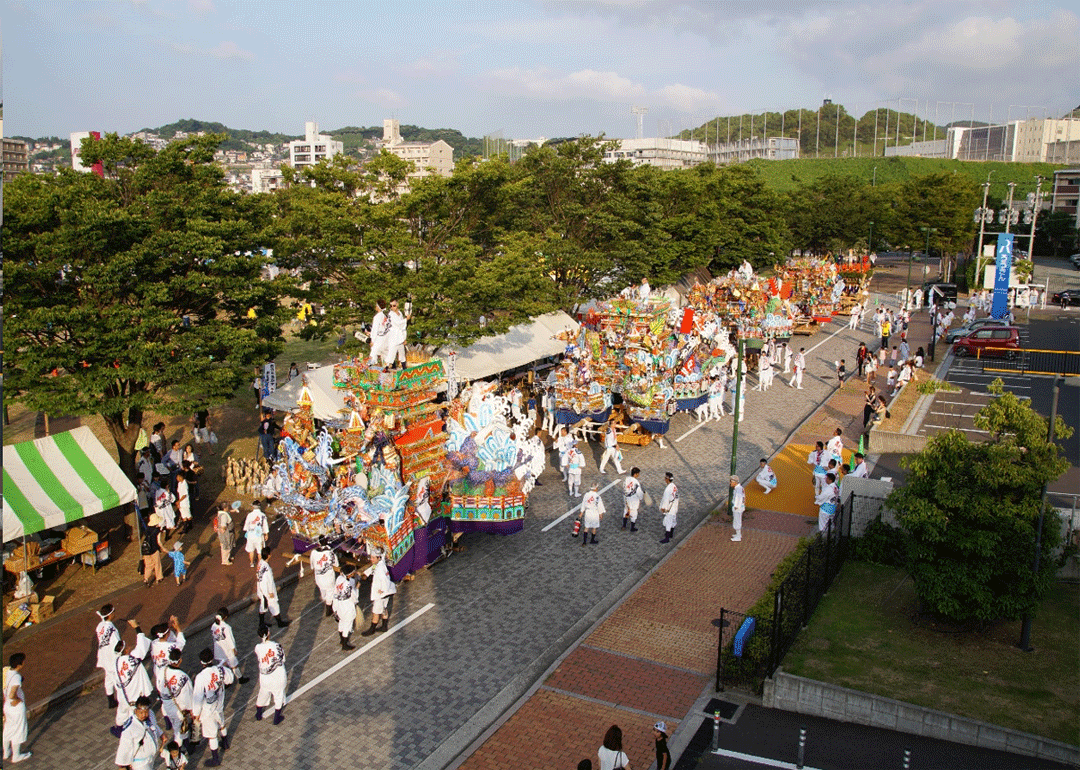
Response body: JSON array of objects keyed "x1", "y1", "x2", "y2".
[
  {"x1": 310, "y1": 538, "x2": 339, "y2": 617},
  {"x1": 254, "y1": 624, "x2": 288, "y2": 725},
  {"x1": 333, "y1": 563, "x2": 360, "y2": 650},
  {"x1": 566, "y1": 445, "x2": 585, "y2": 498},
  {"x1": 578, "y1": 482, "x2": 605, "y2": 546},
  {"x1": 782, "y1": 342, "x2": 793, "y2": 374},
  {"x1": 243, "y1": 501, "x2": 269, "y2": 567},
  {"x1": 598, "y1": 423, "x2": 625, "y2": 475},
  {"x1": 815, "y1": 472, "x2": 841, "y2": 533},
  {"x1": 3, "y1": 653, "x2": 31, "y2": 763},
  {"x1": 192, "y1": 648, "x2": 234, "y2": 767},
  {"x1": 159, "y1": 648, "x2": 195, "y2": 751},
  {"x1": 555, "y1": 427, "x2": 573, "y2": 481},
  {"x1": 826, "y1": 428, "x2": 845, "y2": 466},
  {"x1": 527, "y1": 433, "x2": 546, "y2": 486},
  {"x1": 368, "y1": 300, "x2": 392, "y2": 366},
  {"x1": 789, "y1": 347, "x2": 806, "y2": 389},
  {"x1": 848, "y1": 302, "x2": 861, "y2": 330},
  {"x1": 622, "y1": 467, "x2": 644, "y2": 532},
  {"x1": 729, "y1": 475, "x2": 746, "y2": 542},
  {"x1": 849, "y1": 452, "x2": 869, "y2": 478},
  {"x1": 659, "y1": 472, "x2": 679, "y2": 544},
  {"x1": 150, "y1": 617, "x2": 186, "y2": 712},
  {"x1": 211, "y1": 607, "x2": 248, "y2": 684},
  {"x1": 755, "y1": 458, "x2": 777, "y2": 494},
  {"x1": 115, "y1": 696, "x2": 164, "y2": 770},
  {"x1": 360, "y1": 554, "x2": 396, "y2": 637},
  {"x1": 637, "y1": 277, "x2": 651, "y2": 300},
  {"x1": 112, "y1": 622, "x2": 154, "y2": 736},
  {"x1": 542, "y1": 389, "x2": 558, "y2": 435},
  {"x1": 95, "y1": 603, "x2": 121, "y2": 709},
  {"x1": 256, "y1": 547, "x2": 290, "y2": 628}
]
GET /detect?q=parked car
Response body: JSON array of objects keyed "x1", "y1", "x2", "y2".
[
  {"x1": 945, "y1": 317, "x2": 1011, "y2": 344},
  {"x1": 951, "y1": 326, "x2": 1020, "y2": 358},
  {"x1": 1052, "y1": 289, "x2": 1077, "y2": 307},
  {"x1": 1067, "y1": 253, "x2": 1080, "y2": 270}
]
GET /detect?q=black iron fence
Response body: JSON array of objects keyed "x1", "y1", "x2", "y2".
[{"x1": 715, "y1": 494, "x2": 855, "y2": 692}]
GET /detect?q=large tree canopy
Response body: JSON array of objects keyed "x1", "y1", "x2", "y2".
[
  {"x1": 888, "y1": 380, "x2": 1072, "y2": 624},
  {"x1": 4, "y1": 133, "x2": 286, "y2": 477}
]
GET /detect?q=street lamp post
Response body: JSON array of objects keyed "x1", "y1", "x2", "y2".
[
  {"x1": 974, "y1": 173, "x2": 993, "y2": 290},
  {"x1": 727, "y1": 339, "x2": 745, "y2": 517},
  {"x1": 1004, "y1": 181, "x2": 1017, "y2": 234},
  {"x1": 868, "y1": 221, "x2": 874, "y2": 255}
]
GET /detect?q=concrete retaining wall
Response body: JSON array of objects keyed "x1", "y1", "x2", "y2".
[
  {"x1": 867, "y1": 425, "x2": 927, "y2": 454},
  {"x1": 763, "y1": 670, "x2": 1080, "y2": 767}
]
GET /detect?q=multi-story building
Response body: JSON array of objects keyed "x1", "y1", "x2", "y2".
[
  {"x1": 380, "y1": 119, "x2": 454, "y2": 182},
  {"x1": 70, "y1": 131, "x2": 104, "y2": 176},
  {"x1": 603, "y1": 137, "x2": 708, "y2": 169},
  {"x1": 711, "y1": 136, "x2": 799, "y2": 164},
  {"x1": 2, "y1": 138, "x2": 30, "y2": 180},
  {"x1": 1013, "y1": 118, "x2": 1080, "y2": 163},
  {"x1": 947, "y1": 117, "x2": 1080, "y2": 163},
  {"x1": 1050, "y1": 168, "x2": 1080, "y2": 226},
  {"x1": 288, "y1": 121, "x2": 343, "y2": 170},
  {"x1": 251, "y1": 166, "x2": 286, "y2": 194}
]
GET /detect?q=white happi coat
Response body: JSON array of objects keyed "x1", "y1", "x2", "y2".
[
  {"x1": 311, "y1": 546, "x2": 338, "y2": 605},
  {"x1": 192, "y1": 662, "x2": 234, "y2": 738},
  {"x1": 582, "y1": 489, "x2": 605, "y2": 529},
  {"x1": 150, "y1": 631, "x2": 186, "y2": 693},
  {"x1": 96, "y1": 618, "x2": 121, "y2": 693},
  {"x1": 114, "y1": 633, "x2": 153, "y2": 726},
  {"x1": 660, "y1": 481, "x2": 679, "y2": 530},
  {"x1": 211, "y1": 618, "x2": 240, "y2": 668},
  {"x1": 332, "y1": 573, "x2": 359, "y2": 636},
  {"x1": 370, "y1": 558, "x2": 396, "y2": 614},
  {"x1": 254, "y1": 639, "x2": 287, "y2": 711},
  {"x1": 623, "y1": 475, "x2": 644, "y2": 519}
]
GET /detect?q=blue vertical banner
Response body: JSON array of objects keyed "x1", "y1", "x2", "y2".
[{"x1": 990, "y1": 233, "x2": 1014, "y2": 319}]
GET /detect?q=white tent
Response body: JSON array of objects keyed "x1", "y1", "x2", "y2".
[
  {"x1": 261, "y1": 364, "x2": 349, "y2": 421},
  {"x1": 440, "y1": 311, "x2": 579, "y2": 382},
  {"x1": 2, "y1": 426, "x2": 137, "y2": 542}
]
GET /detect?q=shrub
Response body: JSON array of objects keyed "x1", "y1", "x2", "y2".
[{"x1": 852, "y1": 515, "x2": 907, "y2": 566}]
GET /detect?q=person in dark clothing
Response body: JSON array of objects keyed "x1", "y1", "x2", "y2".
[{"x1": 654, "y1": 722, "x2": 672, "y2": 770}]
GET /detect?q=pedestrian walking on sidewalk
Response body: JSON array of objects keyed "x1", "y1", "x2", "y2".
[
  {"x1": 659, "y1": 472, "x2": 679, "y2": 544},
  {"x1": 653, "y1": 722, "x2": 672, "y2": 770},
  {"x1": 836, "y1": 359, "x2": 846, "y2": 391},
  {"x1": 3, "y1": 653, "x2": 31, "y2": 764},
  {"x1": 730, "y1": 475, "x2": 745, "y2": 542},
  {"x1": 142, "y1": 514, "x2": 165, "y2": 587},
  {"x1": 244, "y1": 501, "x2": 269, "y2": 567},
  {"x1": 855, "y1": 342, "x2": 869, "y2": 378},
  {"x1": 598, "y1": 724, "x2": 632, "y2": 770},
  {"x1": 214, "y1": 502, "x2": 237, "y2": 565}
]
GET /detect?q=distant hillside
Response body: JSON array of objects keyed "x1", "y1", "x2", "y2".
[
  {"x1": 135, "y1": 119, "x2": 482, "y2": 158},
  {"x1": 744, "y1": 155, "x2": 1065, "y2": 196}
]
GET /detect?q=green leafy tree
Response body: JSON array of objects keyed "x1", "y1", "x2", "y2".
[
  {"x1": 889, "y1": 380, "x2": 1072, "y2": 623},
  {"x1": 4, "y1": 133, "x2": 286, "y2": 477}
]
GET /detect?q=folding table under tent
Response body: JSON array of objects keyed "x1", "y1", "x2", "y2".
[{"x1": 2, "y1": 425, "x2": 137, "y2": 543}]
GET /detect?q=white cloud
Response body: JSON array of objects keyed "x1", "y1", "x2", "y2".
[
  {"x1": 188, "y1": 0, "x2": 215, "y2": 15},
  {"x1": 358, "y1": 88, "x2": 406, "y2": 107},
  {"x1": 401, "y1": 52, "x2": 461, "y2": 79},
  {"x1": 489, "y1": 67, "x2": 646, "y2": 102},
  {"x1": 657, "y1": 83, "x2": 724, "y2": 112},
  {"x1": 211, "y1": 40, "x2": 254, "y2": 61}
]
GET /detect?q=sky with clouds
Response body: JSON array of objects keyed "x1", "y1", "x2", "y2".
[{"x1": 3, "y1": 0, "x2": 1078, "y2": 141}]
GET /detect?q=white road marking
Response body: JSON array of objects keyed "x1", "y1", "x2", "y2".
[
  {"x1": 284, "y1": 602, "x2": 435, "y2": 705},
  {"x1": 676, "y1": 419, "x2": 713, "y2": 442},
  {"x1": 541, "y1": 479, "x2": 622, "y2": 532},
  {"x1": 712, "y1": 747, "x2": 823, "y2": 770}
]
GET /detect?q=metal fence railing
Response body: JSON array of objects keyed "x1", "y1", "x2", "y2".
[
  {"x1": 975, "y1": 348, "x2": 1080, "y2": 377},
  {"x1": 715, "y1": 495, "x2": 855, "y2": 692}
]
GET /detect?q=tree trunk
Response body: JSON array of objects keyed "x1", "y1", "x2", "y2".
[{"x1": 103, "y1": 406, "x2": 144, "y2": 481}]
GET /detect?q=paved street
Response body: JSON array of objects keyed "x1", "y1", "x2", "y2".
[{"x1": 13, "y1": 304, "x2": 887, "y2": 769}]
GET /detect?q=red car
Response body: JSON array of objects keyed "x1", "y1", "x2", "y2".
[{"x1": 951, "y1": 326, "x2": 1020, "y2": 358}]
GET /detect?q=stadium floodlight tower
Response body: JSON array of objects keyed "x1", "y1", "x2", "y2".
[{"x1": 631, "y1": 105, "x2": 648, "y2": 140}]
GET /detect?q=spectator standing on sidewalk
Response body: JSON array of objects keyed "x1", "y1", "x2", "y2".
[
  {"x1": 214, "y1": 502, "x2": 236, "y2": 565},
  {"x1": 659, "y1": 472, "x2": 679, "y2": 544},
  {"x1": 653, "y1": 722, "x2": 672, "y2": 770},
  {"x1": 597, "y1": 724, "x2": 631, "y2": 770},
  {"x1": 3, "y1": 653, "x2": 31, "y2": 764},
  {"x1": 142, "y1": 514, "x2": 165, "y2": 587},
  {"x1": 730, "y1": 475, "x2": 745, "y2": 542},
  {"x1": 855, "y1": 342, "x2": 869, "y2": 378}
]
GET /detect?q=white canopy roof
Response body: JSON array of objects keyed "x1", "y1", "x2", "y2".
[
  {"x1": 261, "y1": 364, "x2": 349, "y2": 422},
  {"x1": 2, "y1": 426, "x2": 137, "y2": 542},
  {"x1": 440, "y1": 311, "x2": 579, "y2": 382}
]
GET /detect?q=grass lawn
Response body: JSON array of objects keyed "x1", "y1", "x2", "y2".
[{"x1": 783, "y1": 561, "x2": 1080, "y2": 747}]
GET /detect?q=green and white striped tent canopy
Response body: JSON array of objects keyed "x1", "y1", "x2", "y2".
[{"x1": 3, "y1": 426, "x2": 137, "y2": 542}]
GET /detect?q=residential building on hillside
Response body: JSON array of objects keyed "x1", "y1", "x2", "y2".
[
  {"x1": 251, "y1": 166, "x2": 286, "y2": 194},
  {"x1": 603, "y1": 137, "x2": 708, "y2": 169},
  {"x1": 380, "y1": 119, "x2": 454, "y2": 183},
  {"x1": 1050, "y1": 168, "x2": 1080, "y2": 225},
  {"x1": 3, "y1": 137, "x2": 29, "y2": 180},
  {"x1": 288, "y1": 121, "x2": 343, "y2": 170},
  {"x1": 70, "y1": 131, "x2": 104, "y2": 176}
]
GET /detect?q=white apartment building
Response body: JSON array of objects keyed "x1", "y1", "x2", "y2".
[
  {"x1": 288, "y1": 121, "x2": 343, "y2": 170},
  {"x1": 1012, "y1": 118, "x2": 1080, "y2": 163},
  {"x1": 380, "y1": 119, "x2": 454, "y2": 181},
  {"x1": 70, "y1": 131, "x2": 98, "y2": 172},
  {"x1": 603, "y1": 137, "x2": 708, "y2": 169},
  {"x1": 711, "y1": 136, "x2": 799, "y2": 164},
  {"x1": 251, "y1": 166, "x2": 286, "y2": 194}
]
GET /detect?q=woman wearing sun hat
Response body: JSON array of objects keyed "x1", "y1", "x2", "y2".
[{"x1": 142, "y1": 513, "x2": 165, "y2": 586}]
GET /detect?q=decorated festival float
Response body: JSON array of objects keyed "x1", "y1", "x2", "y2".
[{"x1": 272, "y1": 353, "x2": 542, "y2": 581}]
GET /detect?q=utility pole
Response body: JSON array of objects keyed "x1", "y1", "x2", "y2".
[
  {"x1": 974, "y1": 172, "x2": 993, "y2": 287},
  {"x1": 727, "y1": 340, "x2": 745, "y2": 517},
  {"x1": 1005, "y1": 182, "x2": 1017, "y2": 234},
  {"x1": 1027, "y1": 176, "x2": 1044, "y2": 259}
]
